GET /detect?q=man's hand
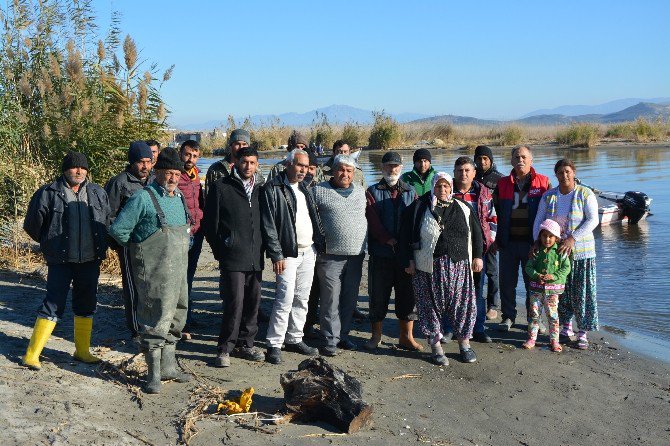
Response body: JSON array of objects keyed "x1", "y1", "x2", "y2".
[
  {"x1": 273, "y1": 259, "x2": 286, "y2": 275},
  {"x1": 404, "y1": 260, "x2": 416, "y2": 276},
  {"x1": 558, "y1": 236, "x2": 575, "y2": 256},
  {"x1": 472, "y1": 258, "x2": 483, "y2": 273}
]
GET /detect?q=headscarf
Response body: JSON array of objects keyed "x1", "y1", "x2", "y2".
[{"x1": 431, "y1": 172, "x2": 453, "y2": 209}]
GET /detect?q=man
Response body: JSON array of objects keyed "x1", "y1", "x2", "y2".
[
  {"x1": 260, "y1": 149, "x2": 323, "y2": 364},
  {"x1": 452, "y1": 156, "x2": 496, "y2": 343},
  {"x1": 266, "y1": 130, "x2": 309, "y2": 181},
  {"x1": 203, "y1": 147, "x2": 265, "y2": 367},
  {"x1": 109, "y1": 148, "x2": 193, "y2": 394},
  {"x1": 364, "y1": 152, "x2": 421, "y2": 351},
  {"x1": 204, "y1": 128, "x2": 264, "y2": 197},
  {"x1": 313, "y1": 154, "x2": 367, "y2": 356},
  {"x1": 177, "y1": 140, "x2": 205, "y2": 340},
  {"x1": 22, "y1": 152, "x2": 111, "y2": 370},
  {"x1": 322, "y1": 140, "x2": 366, "y2": 187},
  {"x1": 401, "y1": 148, "x2": 436, "y2": 197},
  {"x1": 474, "y1": 145, "x2": 504, "y2": 320},
  {"x1": 146, "y1": 139, "x2": 161, "y2": 167},
  {"x1": 105, "y1": 141, "x2": 154, "y2": 339},
  {"x1": 495, "y1": 145, "x2": 550, "y2": 331},
  {"x1": 305, "y1": 151, "x2": 325, "y2": 187}
]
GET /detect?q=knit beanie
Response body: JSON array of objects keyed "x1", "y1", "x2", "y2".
[
  {"x1": 229, "y1": 129, "x2": 251, "y2": 146},
  {"x1": 61, "y1": 152, "x2": 89, "y2": 172},
  {"x1": 154, "y1": 147, "x2": 185, "y2": 172},
  {"x1": 128, "y1": 140, "x2": 153, "y2": 163},
  {"x1": 474, "y1": 145, "x2": 494, "y2": 162},
  {"x1": 413, "y1": 148, "x2": 432, "y2": 163},
  {"x1": 288, "y1": 131, "x2": 309, "y2": 149}
]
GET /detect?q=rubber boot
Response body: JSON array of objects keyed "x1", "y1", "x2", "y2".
[
  {"x1": 398, "y1": 320, "x2": 424, "y2": 351},
  {"x1": 73, "y1": 316, "x2": 101, "y2": 363},
  {"x1": 22, "y1": 317, "x2": 56, "y2": 370},
  {"x1": 144, "y1": 348, "x2": 162, "y2": 394},
  {"x1": 160, "y1": 342, "x2": 192, "y2": 382},
  {"x1": 363, "y1": 322, "x2": 383, "y2": 350}
]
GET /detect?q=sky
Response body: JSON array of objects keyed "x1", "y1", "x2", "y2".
[{"x1": 92, "y1": 0, "x2": 670, "y2": 127}]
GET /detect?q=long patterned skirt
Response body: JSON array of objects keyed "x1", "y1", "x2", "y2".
[
  {"x1": 559, "y1": 257, "x2": 598, "y2": 331},
  {"x1": 413, "y1": 255, "x2": 477, "y2": 341}
]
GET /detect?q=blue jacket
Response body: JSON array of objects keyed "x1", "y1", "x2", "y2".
[
  {"x1": 365, "y1": 179, "x2": 416, "y2": 258},
  {"x1": 23, "y1": 177, "x2": 111, "y2": 265}
]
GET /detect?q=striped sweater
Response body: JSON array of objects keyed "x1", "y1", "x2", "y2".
[{"x1": 533, "y1": 185, "x2": 599, "y2": 260}]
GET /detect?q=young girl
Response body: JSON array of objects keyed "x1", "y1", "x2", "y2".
[{"x1": 523, "y1": 219, "x2": 571, "y2": 352}]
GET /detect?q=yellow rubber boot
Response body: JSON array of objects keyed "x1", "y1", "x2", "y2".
[
  {"x1": 22, "y1": 318, "x2": 56, "y2": 370},
  {"x1": 73, "y1": 316, "x2": 101, "y2": 363}
]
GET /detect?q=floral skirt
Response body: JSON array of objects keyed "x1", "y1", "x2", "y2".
[
  {"x1": 413, "y1": 255, "x2": 476, "y2": 340},
  {"x1": 559, "y1": 257, "x2": 598, "y2": 331}
]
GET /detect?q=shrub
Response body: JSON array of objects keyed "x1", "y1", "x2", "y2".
[
  {"x1": 555, "y1": 123, "x2": 601, "y2": 148},
  {"x1": 633, "y1": 118, "x2": 666, "y2": 142},
  {"x1": 605, "y1": 122, "x2": 634, "y2": 139},
  {"x1": 340, "y1": 122, "x2": 364, "y2": 148},
  {"x1": 310, "y1": 112, "x2": 334, "y2": 150},
  {"x1": 368, "y1": 111, "x2": 401, "y2": 150},
  {"x1": 493, "y1": 125, "x2": 525, "y2": 146}
]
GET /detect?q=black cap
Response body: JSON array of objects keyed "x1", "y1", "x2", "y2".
[
  {"x1": 61, "y1": 152, "x2": 89, "y2": 172},
  {"x1": 229, "y1": 129, "x2": 251, "y2": 145},
  {"x1": 382, "y1": 151, "x2": 402, "y2": 165},
  {"x1": 128, "y1": 140, "x2": 153, "y2": 163},
  {"x1": 154, "y1": 147, "x2": 185, "y2": 172},
  {"x1": 474, "y1": 145, "x2": 493, "y2": 162},
  {"x1": 413, "y1": 148, "x2": 432, "y2": 163}
]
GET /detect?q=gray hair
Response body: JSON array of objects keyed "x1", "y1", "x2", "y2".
[
  {"x1": 511, "y1": 145, "x2": 532, "y2": 157},
  {"x1": 286, "y1": 148, "x2": 309, "y2": 164},
  {"x1": 332, "y1": 154, "x2": 357, "y2": 170}
]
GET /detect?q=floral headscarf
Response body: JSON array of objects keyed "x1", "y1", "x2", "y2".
[{"x1": 431, "y1": 172, "x2": 453, "y2": 208}]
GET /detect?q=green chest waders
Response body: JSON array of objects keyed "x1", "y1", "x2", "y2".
[{"x1": 129, "y1": 189, "x2": 190, "y2": 350}]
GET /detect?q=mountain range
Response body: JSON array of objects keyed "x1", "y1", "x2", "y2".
[{"x1": 176, "y1": 97, "x2": 670, "y2": 130}]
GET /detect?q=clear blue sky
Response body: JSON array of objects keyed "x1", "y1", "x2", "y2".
[{"x1": 94, "y1": 0, "x2": 670, "y2": 126}]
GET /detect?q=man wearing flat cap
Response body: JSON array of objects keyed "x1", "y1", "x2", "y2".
[
  {"x1": 22, "y1": 152, "x2": 111, "y2": 371},
  {"x1": 205, "y1": 128, "x2": 265, "y2": 197},
  {"x1": 105, "y1": 140, "x2": 155, "y2": 339},
  {"x1": 109, "y1": 148, "x2": 193, "y2": 394}
]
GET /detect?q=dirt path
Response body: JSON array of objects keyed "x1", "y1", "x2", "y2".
[{"x1": 1, "y1": 245, "x2": 669, "y2": 445}]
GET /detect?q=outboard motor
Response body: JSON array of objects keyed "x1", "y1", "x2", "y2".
[{"x1": 621, "y1": 191, "x2": 651, "y2": 224}]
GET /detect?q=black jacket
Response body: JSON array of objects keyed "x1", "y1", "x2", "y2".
[
  {"x1": 203, "y1": 172, "x2": 264, "y2": 271},
  {"x1": 260, "y1": 172, "x2": 324, "y2": 263},
  {"x1": 475, "y1": 163, "x2": 504, "y2": 191},
  {"x1": 23, "y1": 177, "x2": 111, "y2": 265},
  {"x1": 104, "y1": 167, "x2": 152, "y2": 221}
]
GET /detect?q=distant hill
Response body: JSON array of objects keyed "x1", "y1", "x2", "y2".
[
  {"x1": 408, "y1": 114, "x2": 500, "y2": 126},
  {"x1": 514, "y1": 103, "x2": 670, "y2": 125},
  {"x1": 178, "y1": 105, "x2": 430, "y2": 130},
  {"x1": 521, "y1": 97, "x2": 670, "y2": 118}
]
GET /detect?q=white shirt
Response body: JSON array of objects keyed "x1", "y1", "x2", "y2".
[{"x1": 290, "y1": 182, "x2": 313, "y2": 250}]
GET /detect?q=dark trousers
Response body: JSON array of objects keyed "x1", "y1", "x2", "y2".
[
  {"x1": 185, "y1": 231, "x2": 204, "y2": 326},
  {"x1": 498, "y1": 240, "x2": 532, "y2": 323},
  {"x1": 117, "y1": 247, "x2": 140, "y2": 336},
  {"x1": 217, "y1": 270, "x2": 261, "y2": 353},
  {"x1": 368, "y1": 255, "x2": 416, "y2": 322},
  {"x1": 37, "y1": 261, "x2": 100, "y2": 321},
  {"x1": 305, "y1": 265, "x2": 320, "y2": 327},
  {"x1": 485, "y1": 250, "x2": 500, "y2": 309}
]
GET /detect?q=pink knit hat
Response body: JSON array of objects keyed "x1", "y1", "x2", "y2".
[{"x1": 539, "y1": 219, "x2": 561, "y2": 238}]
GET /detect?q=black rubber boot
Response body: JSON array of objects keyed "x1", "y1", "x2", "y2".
[
  {"x1": 160, "y1": 342, "x2": 192, "y2": 382},
  {"x1": 144, "y1": 348, "x2": 162, "y2": 394}
]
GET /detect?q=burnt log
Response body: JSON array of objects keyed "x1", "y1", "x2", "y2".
[{"x1": 279, "y1": 357, "x2": 373, "y2": 433}]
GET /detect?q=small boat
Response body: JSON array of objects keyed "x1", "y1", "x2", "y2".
[{"x1": 580, "y1": 181, "x2": 653, "y2": 225}]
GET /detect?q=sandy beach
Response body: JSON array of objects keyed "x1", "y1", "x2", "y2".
[{"x1": 1, "y1": 244, "x2": 669, "y2": 446}]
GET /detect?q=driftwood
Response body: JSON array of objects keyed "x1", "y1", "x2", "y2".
[{"x1": 279, "y1": 357, "x2": 373, "y2": 433}]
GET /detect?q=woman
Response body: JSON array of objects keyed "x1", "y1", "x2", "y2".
[
  {"x1": 533, "y1": 159, "x2": 599, "y2": 349},
  {"x1": 400, "y1": 172, "x2": 483, "y2": 365}
]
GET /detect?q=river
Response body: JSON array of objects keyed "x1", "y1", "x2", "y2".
[{"x1": 199, "y1": 144, "x2": 670, "y2": 361}]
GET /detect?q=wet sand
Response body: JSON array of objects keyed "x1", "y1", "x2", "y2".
[{"x1": 1, "y1": 244, "x2": 669, "y2": 445}]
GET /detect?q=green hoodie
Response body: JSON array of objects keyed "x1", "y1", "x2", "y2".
[{"x1": 401, "y1": 166, "x2": 436, "y2": 197}]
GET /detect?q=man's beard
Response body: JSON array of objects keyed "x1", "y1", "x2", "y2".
[{"x1": 383, "y1": 173, "x2": 400, "y2": 185}]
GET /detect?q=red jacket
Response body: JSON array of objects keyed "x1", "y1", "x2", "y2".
[{"x1": 178, "y1": 167, "x2": 204, "y2": 234}]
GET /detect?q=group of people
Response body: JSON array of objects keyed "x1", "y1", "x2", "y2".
[{"x1": 20, "y1": 129, "x2": 600, "y2": 394}]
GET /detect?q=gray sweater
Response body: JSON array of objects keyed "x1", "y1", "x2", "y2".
[{"x1": 313, "y1": 181, "x2": 367, "y2": 256}]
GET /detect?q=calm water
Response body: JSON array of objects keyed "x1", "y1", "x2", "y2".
[{"x1": 200, "y1": 145, "x2": 670, "y2": 357}]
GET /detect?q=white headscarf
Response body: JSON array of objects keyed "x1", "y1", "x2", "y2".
[{"x1": 431, "y1": 172, "x2": 453, "y2": 208}]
